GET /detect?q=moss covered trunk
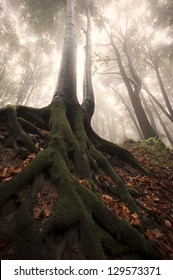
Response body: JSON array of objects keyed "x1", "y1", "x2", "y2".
[
  {"x1": 0, "y1": 0, "x2": 161, "y2": 260},
  {"x1": 0, "y1": 102, "x2": 160, "y2": 259}
]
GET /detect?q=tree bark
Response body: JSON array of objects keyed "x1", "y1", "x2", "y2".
[
  {"x1": 155, "y1": 66, "x2": 173, "y2": 118},
  {"x1": 0, "y1": 0, "x2": 160, "y2": 260},
  {"x1": 52, "y1": 0, "x2": 78, "y2": 106},
  {"x1": 82, "y1": 0, "x2": 95, "y2": 123}
]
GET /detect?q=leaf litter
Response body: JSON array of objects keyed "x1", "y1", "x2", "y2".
[{"x1": 0, "y1": 123, "x2": 173, "y2": 259}]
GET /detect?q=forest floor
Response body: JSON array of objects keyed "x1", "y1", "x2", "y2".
[{"x1": 0, "y1": 121, "x2": 173, "y2": 259}]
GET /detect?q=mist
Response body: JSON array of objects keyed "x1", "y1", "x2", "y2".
[{"x1": 1, "y1": 0, "x2": 173, "y2": 145}]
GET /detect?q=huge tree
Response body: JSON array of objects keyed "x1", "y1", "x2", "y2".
[{"x1": 0, "y1": 0, "x2": 160, "y2": 259}]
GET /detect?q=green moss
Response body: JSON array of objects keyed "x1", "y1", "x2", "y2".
[
  {"x1": 0, "y1": 103, "x2": 161, "y2": 259},
  {"x1": 79, "y1": 214, "x2": 106, "y2": 259},
  {"x1": 18, "y1": 117, "x2": 43, "y2": 136},
  {"x1": 5, "y1": 105, "x2": 37, "y2": 153},
  {"x1": 133, "y1": 138, "x2": 173, "y2": 170}
]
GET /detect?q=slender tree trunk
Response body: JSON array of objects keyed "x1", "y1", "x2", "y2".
[
  {"x1": 105, "y1": 30, "x2": 157, "y2": 139},
  {"x1": 150, "y1": 98, "x2": 173, "y2": 146},
  {"x1": 111, "y1": 87, "x2": 144, "y2": 140},
  {"x1": 142, "y1": 80, "x2": 173, "y2": 123},
  {"x1": 140, "y1": 93, "x2": 158, "y2": 134},
  {"x1": 82, "y1": 0, "x2": 95, "y2": 122},
  {"x1": 52, "y1": 0, "x2": 78, "y2": 105},
  {"x1": 155, "y1": 67, "x2": 173, "y2": 118}
]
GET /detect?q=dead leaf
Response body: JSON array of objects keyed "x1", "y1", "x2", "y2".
[
  {"x1": 154, "y1": 196, "x2": 160, "y2": 202},
  {"x1": 28, "y1": 153, "x2": 36, "y2": 159},
  {"x1": 140, "y1": 176, "x2": 148, "y2": 183},
  {"x1": 0, "y1": 167, "x2": 9, "y2": 178},
  {"x1": 10, "y1": 166, "x2": 22, "y2": 174},
  {"x1": 35, "y1": 142, "x2": 40, "y2": 149},
  {"x1": 121, "y1": 203, "x2": 129, "y2": 212},
  {"x1": 165, "y1": 220, "x2": 172, "y2": 228},
  {"x1": 131, "y1": 212, "x2": 138, "y2": 219},
  {"x1": 102, "y1": 194, "x2": 113, "y2": 201},
  {"x1": 127, "y1": 182, "x2": 133, "y2": 188},
  {"x1": 3, "y1": 176, "x2": 13, "y2": 182},
  {"x1": 42, "y1": 204, "x2": 51, "y2": 217}
]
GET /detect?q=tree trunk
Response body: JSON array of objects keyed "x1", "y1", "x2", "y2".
[
  {"x1": 150, "y1": 98, "x2": 173, "y2": 146},
  {"x1": 106, "y1": 32, "x2": 157, "y2": 139},
  {"x1": 52, "y1": 0, "x2": 78, "y2": 106},
  {"x1": 155, "y1": 67, "x2": 173, "y2": 118},
  {"x1": 0, "y1": 0, "x2": 160, "y2": 260},
  {"x1": 142, "y1": 80, "x2": 173, "y2": 123},
  {"x1": 111, "y1": 87, "x2": 144, "y2": 140},
  {"x1": 82, "y1": 0, "x2": 95, "y2": 123},
  {"x1": 140, "y1": 93, "x2": 158, "y2": 135}
]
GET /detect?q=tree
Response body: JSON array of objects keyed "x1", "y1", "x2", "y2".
[
  {"x1": 92, "y1": 0, "x2": 173, "y2": 145},
  {"x1": 0, "y1": 0, "x2": 160, "y2": 259},
  {"x1": 139, "y1": 37, "x2": 173, "y2": 120},
  {"x1": 103, "y1": 27, "x2": 158, "y2": 140}
]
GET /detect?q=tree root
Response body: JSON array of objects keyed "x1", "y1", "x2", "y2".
[
  {"x1": 0, "y1": 103, "x2": 160, "y2": 259},
  {"x1": 5, "y1": 105, "x2": 37, "y2": 155},
  {"x1": 85, "y1": 122, "x2": 150, "y2": 175}
]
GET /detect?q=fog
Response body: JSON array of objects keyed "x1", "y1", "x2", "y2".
[{"x1": 1, "y1": 0, "x2": 173, "y2": 145}]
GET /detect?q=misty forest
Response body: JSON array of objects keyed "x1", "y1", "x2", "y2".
[{"x1": 0, "y1": 0, "x2": 173, "y2": 260}]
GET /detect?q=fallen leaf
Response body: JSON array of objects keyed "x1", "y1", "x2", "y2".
[
  {"x1": 127, "y1": 182, "x2": 133, "y2": 188},
  {"x1": 140, "y1": 176, "x2": 148, "y2": 183},
  {"x1": 35, "y1": 142, "x2": 40, "y2": 149},
  {"x1": 131, "y1": 212, "x2": 138, "y2": 219},
  {"x1": 0, "y1": 167, "x2": 9, "y2": 178},
  {"x1": 3, "y1": 176, "x2": 13, "y2": 182},
  {"x1": 121, "y1": 203, "x2": 129, "y2": 212},
  {"x1": 10, "y1": 166, "x2": 22, "y2": 174},
  {"x1": 165, "y1": 220, "x2": 172, "y2": 228},
  {"x1": 154, "y1": 196, "x2": 160, "y2": 202},
  {"x1": 28, "y1": 153, "x2": 36, "y2": 159},
  {"x1": 42, "y1": 204, "x2": 51, "y2": 217}
]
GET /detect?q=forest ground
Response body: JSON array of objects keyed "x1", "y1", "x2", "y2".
[{"x1": 0, "y1": 120, "x2": 173, "y2": 259}]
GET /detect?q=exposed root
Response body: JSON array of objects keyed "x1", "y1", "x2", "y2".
[
  {"x1": 18, "y1": 117, "x2": 44, "y2": 137},
  {"x1": 85, "y1": 122, "x2": 150, "y2": 175},
  {"x1": 0, "y1": 103, "x2": 160, "y2": 259},
  {"x1": 5, "y1": 105, "x2": 37, "y2": 154}
]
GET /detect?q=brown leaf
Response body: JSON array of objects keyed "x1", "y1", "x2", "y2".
[
  {"x1": 165, "y1": 220, "x2": 172, "y2": 228},
  {"x1": 35, "y1": 142, "x2": 40, "y2": 149},
  {"x1": 121, "y1": 203, "x2": 129, "y2": 213},
  {"x1": 23, "y1": 158, "x2": 30, "y2": 166},
  {"x1": 102, "y1": 194, "x2": 113, "y2": 201},
  {"x1": 131, "y1": 212, "x2": 138, "y2": 219},
  {"x1": 140, "y1": 176, "x2": 147, "y2": 183},
  {"x1": 42, "y1": 204, "x2": 51, "y2": 217},
  {"x1": 3, "y1": 176, "x2": 13, "y2": 182},
  {"x1": 28, "y1": 153, "x2": 36, "y2": 159},
  {"x1": 0, "y1": 167, "x2": 9, "y2": 178},
  {"x1": 127, "y1": 182, "x2": 133, "y2": 188},
  {"x1": 145, "y1": 229, "x2": 164, "y2": 240},
  {"x1": 153, "y1": 196, "x2": 160, "y2": 202},
  {"x1": 10, "y1": 166, "x2": 23, "y2": 174}
]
